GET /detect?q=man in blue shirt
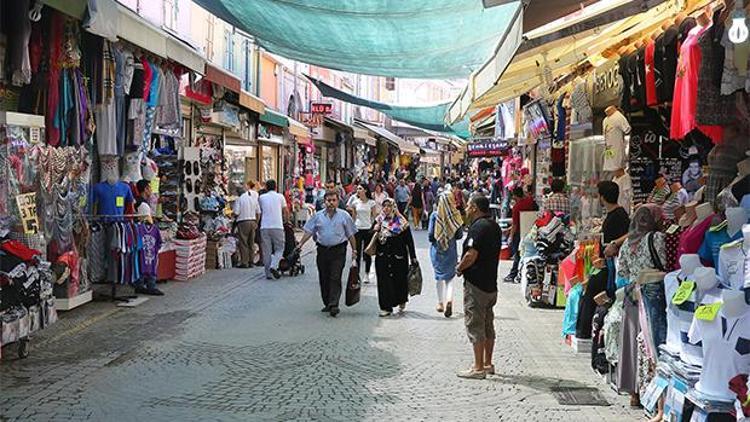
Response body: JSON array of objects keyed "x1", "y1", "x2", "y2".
[
  {"x1": 394, "y1": 179, "x2": 411, "y2": 216},
  {"x1": 297, "y1": 190, "x2": 358, "y2": 317}
]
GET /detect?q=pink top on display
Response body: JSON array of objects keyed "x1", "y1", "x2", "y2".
[
  {"x1": 676, "y1": 214, "x2": 715, "y2": 267},
  {"x1": 669, "y1": 25, "x2": 723, "y2": 143}
]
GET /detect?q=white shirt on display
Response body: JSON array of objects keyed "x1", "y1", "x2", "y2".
[
  {"x1": 602, "y1": 110, "x2": 631, "y2": 172},
  {"x1": 689, "y1": 307, "x2": 750, "y2": 400},
  {"x1": 717, "y1": 240, "x2": 746, "y2": 290},
  {"x1": 258, "y1": 191, "x2": 287, "y2": 230}
]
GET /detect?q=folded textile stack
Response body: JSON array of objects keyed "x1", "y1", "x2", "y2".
[{"x1": 173, "y1": 235, "x2": 206, "y2": 281}]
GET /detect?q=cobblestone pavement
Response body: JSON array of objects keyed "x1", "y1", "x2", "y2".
[{"x1": 0, "y1": 231, "x2": 642, "y2": 421}]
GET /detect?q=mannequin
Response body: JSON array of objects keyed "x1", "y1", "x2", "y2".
[
  {"x1": 693, "y1": 203, "x2": 713, "y2": 228},
  {"x1": 93, "y1": 156, "x2": 134, "y2": 219},
  {"x1": 664, "y1": 254, "x2": 704, "y2": 354},
  {"x1": 122, "y1": 151, "x2": 143, "y2": 183},
  {"x1": 602, "y1": 107, "x2": 631, "y2": 174},
  {"x1": 727, "y1": 207, "x2": 747, "y2": 237},
  {"x1": 693, "y1": 267, "x2": 720, "y2": 292},
  {"x1": 690, "y1": 287, "x2": 750, "y2": 400}
]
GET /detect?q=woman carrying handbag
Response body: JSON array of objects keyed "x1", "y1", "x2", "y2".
[{"x1": 368, "y1": 198, "x2": 417, "y2": 317}]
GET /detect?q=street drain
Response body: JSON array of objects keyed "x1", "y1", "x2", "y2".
[{"x1": 550, "y1": 387, "x2": 610, "y2": 406}]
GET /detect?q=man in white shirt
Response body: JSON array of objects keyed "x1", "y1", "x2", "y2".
[
  {"x1": 135, "y1": 179, "x2": 154, "y2": 224},
  {"x1": 258, "y1": 179, "x2": 289, "y2": 279},
  {"x1": 233, "y1": 181, "x2": 260, "y2": 268}
]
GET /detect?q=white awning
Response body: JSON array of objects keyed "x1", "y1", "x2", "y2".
[
  {"x1": 353, "y1": 127, "x2": 377, "y2": 146},
  {"x1": 356, "y1": 122, "x2": 419, "y2": 155}
]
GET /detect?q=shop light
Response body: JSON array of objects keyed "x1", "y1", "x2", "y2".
[{"x1": 729, "y1": 10, "x2": 749, "y2": 44}]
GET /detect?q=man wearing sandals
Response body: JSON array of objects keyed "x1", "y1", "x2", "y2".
[{"x1": 456, "y1": 195, "x2": 502, "y2": 379}]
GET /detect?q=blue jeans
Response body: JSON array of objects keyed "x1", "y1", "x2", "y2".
[{"x1": 640, "y1": 281, "x2": 667, "y2": 357}]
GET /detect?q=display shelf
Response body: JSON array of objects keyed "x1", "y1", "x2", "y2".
[{"x1": 54, "y1": 290, "x2": 92, "y2": 311}]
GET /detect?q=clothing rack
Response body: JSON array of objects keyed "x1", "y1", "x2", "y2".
[{"x1": 85, "y1": 215, "x2": 141, "y2": 302}]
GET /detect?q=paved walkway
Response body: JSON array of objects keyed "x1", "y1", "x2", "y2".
[{"x1": 0, "y1": 231, "x2": 642, "y2": 421}]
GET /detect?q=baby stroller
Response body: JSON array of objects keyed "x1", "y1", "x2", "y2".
[{"x1": 278, "y1": 222, "x2": 305, "y2": 276}]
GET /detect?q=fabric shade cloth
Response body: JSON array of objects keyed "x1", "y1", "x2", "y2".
[
  {"x1": 260, "y1": 109, "x2": 289, "y2": 128},
  {"x1": 192, "y1": 0, "x2": 520, "y2": 79},
  {"x1": 205, "y1": 64, "x2": 241, "y2": 93},
  {"x1": 306, "y1": 74, "x2": 470, "y2": 139}
]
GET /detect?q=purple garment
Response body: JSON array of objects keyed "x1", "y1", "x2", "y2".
[{"x1": 138, "y1": 224, "x2": 162, "y2": 277}]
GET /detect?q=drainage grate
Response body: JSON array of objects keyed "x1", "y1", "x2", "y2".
[{"x1": 550, "y1": 387, "x2": 610, "y2": 406}]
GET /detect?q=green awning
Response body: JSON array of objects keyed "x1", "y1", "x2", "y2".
[
  {"x1": 259, "y1": 110, "x2": 289, "y2": 128},
  {"x1": 192, "y1": 0, "x2": 521, "y2": 79}
]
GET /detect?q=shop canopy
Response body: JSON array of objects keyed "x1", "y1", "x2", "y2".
[
  {"x1": 306, "y1": 75, "x2": 471, "y2": 140},
  {"x1": 447, "y1": 0, "x2": 676, "y2": 123},
  {"x1": 356, "y1": 121, "x2": 420, "y2": 155},
  {"x1": 192, "y1": 0, "x2": 520, "y2": 79}
]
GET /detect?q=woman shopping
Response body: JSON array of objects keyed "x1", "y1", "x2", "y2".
[
  {"x1": 410, "y1": 181, "x2": 425, "y2": 229},
  {"x1": 347, "y1": 184, "x2": 377, "y2": 283},
  {"x1": 372, "y1": 198, "x2": 417, "y2": 317},
  {"x1": 373, "y1": 183, "x2": 389, "y2": 215},
  {"x1": 616, "y1": 204, "x2": 667, "y2": 408},
  {"x1": 428, "y1": 193, "x2": 463, "y2": 317}
]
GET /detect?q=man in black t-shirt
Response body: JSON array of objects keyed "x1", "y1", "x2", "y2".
[
  {"x1": 456, "y1": 195, "x2": 502, "y2": 380},
  {"x1": 598, "y1": 181, "x2": 630, "y2": 258}
]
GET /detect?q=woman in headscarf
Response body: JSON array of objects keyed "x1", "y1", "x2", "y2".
[
  {"x1": 428, "y1": 193, "x2": 463, "y2": 317},
  {"x1": 373, "y1": 198, "x2": 417, "y2": 317},
  {"x1": 615, "y1": 204, "x2": 666, "y2": 408}
]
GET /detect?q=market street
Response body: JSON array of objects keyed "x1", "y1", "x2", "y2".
[{"x1": 0, "y1": 231, "x2": 641, "y2": 421}]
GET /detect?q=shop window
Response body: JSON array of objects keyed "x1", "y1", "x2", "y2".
[
  {"x1": 205, "y1": 16, "x2": 215, "y2": 62},
  {"x1": 243, "y1": 38, "x2": 253, "y2": 92},
  {"x1": 163, "y1": 0, "x2": 178, "y2": 31},
  {"x1": 224, "y1": 30, "x2": 235, "y2": 72}
]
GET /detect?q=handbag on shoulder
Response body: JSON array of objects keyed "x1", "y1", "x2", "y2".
[{"x1": 364, "y1": 231, "x2": 379, "y2": 256}]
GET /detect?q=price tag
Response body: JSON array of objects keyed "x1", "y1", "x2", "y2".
[
  {"x1": 30, "y1": 127, "x2": 40, "y2": 144},
  {"x1": 671, "y1": 281, "x2": 695, "y2": 305},
  {"x1": 695, "y1": 302, "x2": 722, "y2": 321},
  {"x1": 15, "y1": 193, "x2": 39, "y2": 234},
  {"x1": 666, "y1": 224, "x2": 679, "y2": 235},
  {"x1": 604, "y1": 147, "x2": 615, "y2": 158},
  {"x1": 116, "y1": 196, "x2": 125, "y2": 207}
]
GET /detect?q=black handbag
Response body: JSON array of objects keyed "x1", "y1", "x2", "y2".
[
  {"x1": 408, "y1": 263, "x2": 423, "y2": 296},
  {"x1": 345, "y1": 266, "x2": 361, "y2": 306}
]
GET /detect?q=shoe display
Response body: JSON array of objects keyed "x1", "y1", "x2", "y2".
[{"x1": 456, "y1": 368, "x2": 486, "y2": 380}]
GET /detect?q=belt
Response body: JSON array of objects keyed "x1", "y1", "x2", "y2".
[{"x1": 316, "y1": 241, "x2": 347, "y2": 250}]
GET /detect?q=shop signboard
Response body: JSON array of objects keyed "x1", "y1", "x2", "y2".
[
  {"x1": 15, "y1": 193, "x2": 38, "y2": 234},
  {"x1": 311, "y1": 102, "x2": 333, "y2": 115},
  {"x1": 590, "y1": 60, "x2": 621, "y2": 110},
  {"x1": 467, "y1": 139, "x2": 507, "y2": 157}
]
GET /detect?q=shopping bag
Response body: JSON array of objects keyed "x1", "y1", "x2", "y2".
[
  {"x1": 345, "y1": 266, "x2": 361, "y2": 306},
  {"x1": 408, "y1": 263, "x2": 423, "y2": 296}
]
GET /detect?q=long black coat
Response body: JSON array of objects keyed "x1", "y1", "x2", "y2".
[{"x1": 374, "y1": 227, "x2": 416, "y2": 311}]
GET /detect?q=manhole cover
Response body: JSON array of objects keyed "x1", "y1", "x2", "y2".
[{"x1": 550, "y1": 387, "x2": 610, "y2": 406}]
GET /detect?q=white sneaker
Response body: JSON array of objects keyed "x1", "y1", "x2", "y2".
[{"x1": 363, "y1": 273, "x2": 370, "y2": 284}]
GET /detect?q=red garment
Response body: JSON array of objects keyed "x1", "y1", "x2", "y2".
[
  {"x1": 729, "y1": 374, "x2": 750, "y2": 417},
  {"x1": 1, "y1": 240, "x2": 41, "y2": 262},
  {"x1": 676, "y1": 215, "x2": 715, "y2": 266},
  {"x1": 512, "y1": 196, "x2": 536, "y2": 228},
  {"x1": 670, "y1": 25, "x2": 723, "y2": 143},
  {"x1": 56, "y1": 250, "x2": 80, "y2": 293},
  {"x1": 141, "y1": 57, "x2": 153, "y2": 100},
  {"x1": 645, "y1": 40, "x2": 658, "y2": 106},
  {"x1": 45, "y1": 14, "x2": 64, "y2": 146}
]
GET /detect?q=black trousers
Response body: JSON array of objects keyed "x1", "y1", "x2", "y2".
[
  {"x1": 354, "y1": 229, "x2": 373, "y2": 273},
  {"x1": 508, "y1": 232, "x2": 521, "y2": 278},
  {"x1": 316, "y1": 242, "x2": 347, "y2": 308}
]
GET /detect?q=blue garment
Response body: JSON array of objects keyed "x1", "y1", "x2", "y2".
[
  {"x1": 640, "y1": 281, "x2": 667, "y2": 358},
  {"x1": 555, "y1": 95, "x2": 566, "y2": 141},
  {"x1": 304, "y1": 208, "x2": 357, "y2": 246},
  {"x1": 394, "y1": 185, "x2": 410, "y2": 203},
  {"x1": 427, "y1": 212, "x2": 462, "y2": 280},
  {"x1": 562, "y1": 283, "x2": 583, "y2": 336},
  {"x1": 147, "y1": 62, "x2": 160, "y2": 107},
  {"x1": 93, "y1": 181, "x2": 134, "y2": 219},
  {"x1": 698, "y1": 227, "x2": 742, "y2": 268}
]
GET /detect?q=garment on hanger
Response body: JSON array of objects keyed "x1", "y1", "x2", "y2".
[
  {"x1": 696, "y1": 9, "x2": 733, "y2": 127},
  {"x1": 659, "y1": 25, "x2": 680, "y2": 103},
  {"x1": 619, "y1": 52, "x2": 634, "y2": 112},
  {"x1": 633, "y1": 47, "x2": 648, "y2": 110},
  {"x1": 602, "y1": 110, "x2": 631, "y2": 172},
  {"x1": 670, "y1": 24, "x2": 723, "y2": 143},
  {"x1": 645, "y1": 39, "x2": 658, "y2": 106}
]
